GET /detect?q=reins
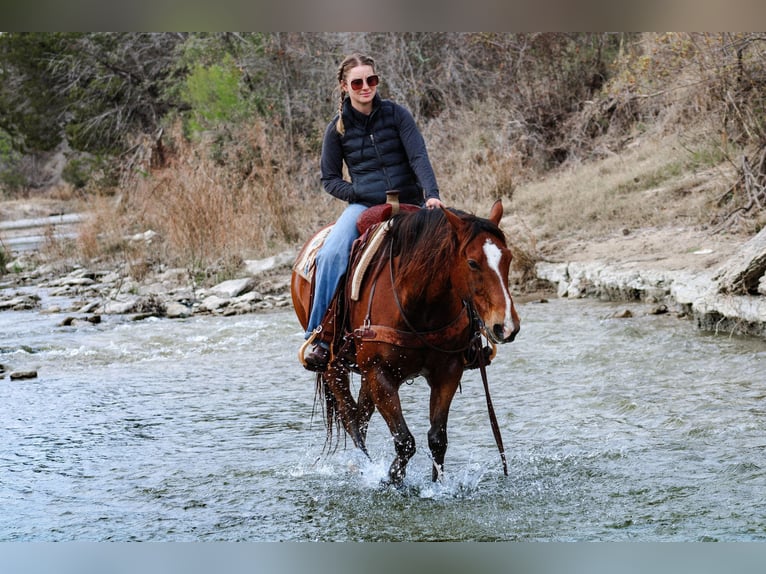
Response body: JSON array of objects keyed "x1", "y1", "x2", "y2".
[{"x1": 474, "y1": 329, "x2": 509, "y2": 476}]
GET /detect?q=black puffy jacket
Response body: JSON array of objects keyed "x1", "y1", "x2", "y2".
[{"x1": 320, "y1": 94, "x2": 440, "y2": 207}]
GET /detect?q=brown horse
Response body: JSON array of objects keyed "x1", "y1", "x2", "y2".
[{"x1": 291, "y1": 200, "x2": 520, "y2": 485}]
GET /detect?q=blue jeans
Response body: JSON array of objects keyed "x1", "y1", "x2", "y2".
[{"x1": 305, "y1": 203, "x2": 368, "y2": 338}]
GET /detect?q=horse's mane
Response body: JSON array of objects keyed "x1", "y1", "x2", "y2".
[{"x1": 386, "y1": 207, "x2": 506, "y2": 288}]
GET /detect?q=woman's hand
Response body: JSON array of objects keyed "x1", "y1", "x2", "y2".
[{"x1": 425, "y1": 197, "x2": 445, "y2": 210}]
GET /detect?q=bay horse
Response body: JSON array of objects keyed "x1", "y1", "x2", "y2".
[{"x1": 291, "y1": 200, "x2": 520, "y2": 486}]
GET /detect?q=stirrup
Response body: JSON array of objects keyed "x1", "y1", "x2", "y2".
[{"x1": 298, "y1": 329, "x2": 320, "y2": 369}]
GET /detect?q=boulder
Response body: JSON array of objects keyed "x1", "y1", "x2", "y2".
[
  {"x1": 210, "y1": 277, "x2": 255, "y2": 298},
  {"x1": 716, "y1": 226, "x2": 766, "y2": 295},
  {"x1": 244, "y1": 250, "x2": 296, "y2": 275},
  {"x1": 166, "y1": 302, "x2": 192, "y2": 319},
  {"x1": 99, "y1": 298, "x2": 139, "y2": 314}
]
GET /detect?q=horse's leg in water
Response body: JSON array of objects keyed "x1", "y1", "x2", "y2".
[
  {"x1": 356, "y1": 380, "x2": 376, "y2": 445},
  {"x1": 366, "y1": 366, "x2": 415, "y2": 486},
  {"x1": 426, "y1": 362, "x2": 463, "y2": 482},
  {"x1": 322, "y1": 363, "x2": 367, "y2": 454}
]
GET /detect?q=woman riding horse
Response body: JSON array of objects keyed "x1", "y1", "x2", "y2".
[
  {"x1": 292, "y1": 200, "x2": 520, "y2": 486},
  {"x1": 302, "y1": 52, "x2": 444, "y2": 371}
]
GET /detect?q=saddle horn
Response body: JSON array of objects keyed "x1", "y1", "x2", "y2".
[{"x1": 386, "y1": 190, "x2": 400, "y2": 215}]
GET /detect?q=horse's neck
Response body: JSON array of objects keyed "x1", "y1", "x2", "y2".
[{"x1": 396, "y1": 265, "x2": 463, "y2": 328}]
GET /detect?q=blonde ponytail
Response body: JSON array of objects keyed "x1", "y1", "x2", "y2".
[{"x1": 335, "y1": 93, "x2": 346, "y2": 135}]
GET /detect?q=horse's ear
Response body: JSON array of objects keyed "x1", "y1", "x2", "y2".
[
  {"x1": 489, "y1": 199, "x2": 504, "y2": 226},
  {"x1": 441, "y1": 206, "x2": 465, "y2": 232}
]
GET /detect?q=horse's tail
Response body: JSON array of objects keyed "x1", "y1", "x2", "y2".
[
  {"x1": 312, "y1": 370, "x2": 370, "y2": 458},
  {"x1": 313, "y1": 372, "x2": 345, "y2": 454}
]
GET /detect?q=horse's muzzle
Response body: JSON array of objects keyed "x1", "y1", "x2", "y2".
[{"x1": 491, "y1": 320, "x2": 520, "y2": 343}]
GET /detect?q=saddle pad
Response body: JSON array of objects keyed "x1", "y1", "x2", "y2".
[
  {"x1": 350, "y1": 220, "x2": 391, "y2": 301},
  {"x1": 293, "y1": 224, "x2": 334, "y2": 282}
]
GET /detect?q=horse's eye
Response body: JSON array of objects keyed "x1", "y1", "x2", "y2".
[{"x1": 468, "y1": 259, "x2": 480, "y2": 270}]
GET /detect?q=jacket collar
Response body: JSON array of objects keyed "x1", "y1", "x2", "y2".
[{"x1": 343, "y1": 93, "x2": 382, "y2": 127}]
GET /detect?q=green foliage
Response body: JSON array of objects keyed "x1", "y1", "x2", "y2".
[
  {"x1": 1, "y1": 32, "x2": 187, "y2": 157},
  {"x1": 0, "y1": 32, "x2": 72, "y2": 152},
  {"x1": 182, "y1": 55, "x2": 247, "y2": 135},
  {"x1": 61, "y1": 156, "x2": 94, "y2": 189},
  {"x1": 0, "y1": 244, "x2": 7, "y2": 275},
  {"x1": 0, "y1": 128, "x2": 24, "y2": 193}
]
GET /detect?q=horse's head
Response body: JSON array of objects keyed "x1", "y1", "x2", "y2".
[{"x1": 443, "y1": 200, "x2": 521, "y2": 344}]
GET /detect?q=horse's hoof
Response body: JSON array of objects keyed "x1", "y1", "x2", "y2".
[{"x1": 380, "y1": 479, "x2": 404, "y2": 492}]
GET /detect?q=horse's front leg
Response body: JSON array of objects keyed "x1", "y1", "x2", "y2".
[
  {"x1": 366, "y1": 366, "x2": 415, "y2": 487},
  {"x1": 426, "y1": 361, "x2": 463, "y2": 482}
]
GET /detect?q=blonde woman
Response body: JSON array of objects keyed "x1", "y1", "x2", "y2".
[{"x1": 304, "y1": 52, "x2": 443, "y2": 370}]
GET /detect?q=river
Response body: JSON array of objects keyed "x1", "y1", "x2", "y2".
[{"x1": 1, "y1": 297, "x2": 764, "y2": 541}]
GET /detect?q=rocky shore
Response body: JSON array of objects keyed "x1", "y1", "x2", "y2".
[
  {"x1": 0, "y1": 249, "x2": 298, "y2": 322},
  {"x1": 534, "y1": 226, "x2": 766, "y2": 339}
]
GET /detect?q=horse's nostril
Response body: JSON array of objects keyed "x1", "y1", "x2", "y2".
[{"x1": 493, "y1": 324, "x2": 505, "y2": 339}]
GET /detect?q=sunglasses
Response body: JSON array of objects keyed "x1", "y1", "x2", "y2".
[{"x1": 348, "y1": 75, "x2": 379, "y2": 91}]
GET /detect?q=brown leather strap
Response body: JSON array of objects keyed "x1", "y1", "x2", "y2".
[
  {"x1": 353, "y1": 319, "x2": 469, "y2": 351},
  {"x1": 477, "y1": 339, "x2": 508, "y2": 476}
]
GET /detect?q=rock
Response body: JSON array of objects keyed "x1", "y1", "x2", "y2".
[
  {"x1": 0, "y1": 295, "x2": 40, "y2": 310},
  {"x1": 649, "y1": 304, "x2": 669, "y2": 315},
  {"x1": 613, "y1": 309, "x2": 633, "y2": 318},
  {"x1": 10, "y1": 370, "x2": 38, "y2": 380},
  {"x1": 199, "y1": 295, "x2": 229, "y2": 312},
  {"x1": 210, "y1": 277, "x2": 255, "y2": 298},
  {"x1": 100, "y1": 298, "x2": 139, "y2": 314},
  {"x1": 244, "y1": 250, "x2": 296, "y2": 274},
  {"x1": 166, "y1": 302, "x2": 192, "y2": 319},
  {"x1": 130, "y1": 229, "x2": 157, "y2": 243},
  {"x1": 60, "y1": 277, "x2": 96, "y2": 287},
  {"x1": 535, "y1": 255, "x2": 766, "y2": 338},
  {"x1": 60, "y1": 315, "x2": 101, "y2": 327},
  {"x1": 77, "y1": 301, "x2": 100, "y2": 313},
  {"x1": 99, "y1": 271, "x2": 122, "y2": 283},
  {"x1": 236, "y1": 291, "x2": 264, "y2": 304},
  {"x1": 715, "y1": 226, "x2": 766, "y2": 295}
]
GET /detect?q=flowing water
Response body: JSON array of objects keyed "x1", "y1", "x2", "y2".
[{"x1": 1, "y1": 297, "x2": 765, "y2": 541}]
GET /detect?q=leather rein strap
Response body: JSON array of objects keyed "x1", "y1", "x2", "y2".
[{"x1": 476, "y1": 332, "x2": 508, "y2": 476}]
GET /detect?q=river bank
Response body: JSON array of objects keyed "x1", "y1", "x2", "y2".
[
  {"x1": 0, "y1": 247, "x2": 297, "y2": 320},
  {"x1": 532, "y1": 225, "x2": 766, "y2": 339}
]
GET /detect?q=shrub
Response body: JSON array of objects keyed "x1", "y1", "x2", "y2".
[{"x1": 181, "y1": 55, "x2": 249, "y2": 136}]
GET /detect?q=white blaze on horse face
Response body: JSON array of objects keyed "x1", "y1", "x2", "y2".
[{"x1": 483, "y1": 239, "x2": 514, "y2": 338}]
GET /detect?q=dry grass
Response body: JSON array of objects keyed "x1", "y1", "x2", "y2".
[
  {"x1": 422, "y1": 103, "x2": 741, "y2": 286},
  {"x1": 509, "y1": 131, "x2": 734, "y2": 242},
  {"x1": 77, "y1": 120, "x2": 343, "y2": 284},
  {"x1": 423, "y1": 102, "x2": 529, "y2": 214}
]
